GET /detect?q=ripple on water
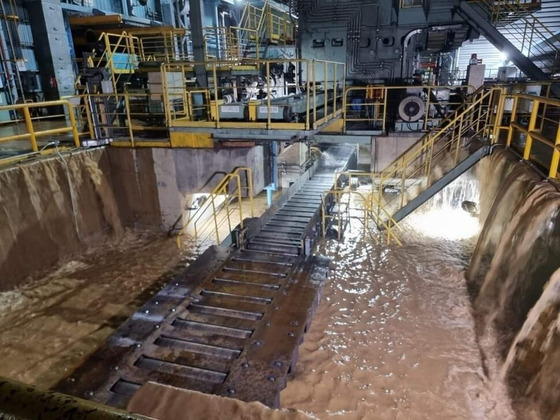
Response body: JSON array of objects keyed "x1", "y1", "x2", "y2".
[{"x1": 280, "y1": 224, "x2": 514, "y2": 420}]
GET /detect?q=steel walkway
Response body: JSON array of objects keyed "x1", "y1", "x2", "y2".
[{"x1": 56, "y1": 145, "x2": 356, "y2": 409}]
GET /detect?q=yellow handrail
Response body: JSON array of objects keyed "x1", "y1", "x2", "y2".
[
  {"x1": 371, "y1": 87, "x2": 503, "y2": 226},
  {"x1": 176, "y1": 167, "x2": 254, "y2": 246},
  {"x1": 321, "y1": 188, "x2": 402, "y2": 245},
  {"x1": 501, "y1": 93, "x2": 560, "y2": 179},
  {"x1": 0, "y1": 100, "x2": 81, "y2": 153}
]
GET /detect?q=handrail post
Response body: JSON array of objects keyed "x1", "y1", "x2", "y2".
[
  {"x1": 549, "y1": 124, "x2": 560, "y2": 179},
  {"x1": 324, "y1": 61, "x2": 328, "y2": 120},
  {"x1": 235, "y1": 173, "x2": 243, "y2": 230},
  {"x1": 211, "y1": 191, "x2": 220, "y2": 243},
  {"x1": 23, "y1": 106, "x2": 38, "y2": 152},
  {"x1": 266, "y1": 61, "x2": 271, "y2": 128},
  {"x1": 506, "y1": 95, "x2": 519, "y2": 147},
  {"x1": 66, "y1": 103, "x2": 81, "y2": 148},
  {"x1": 312, "y1": 60, "x2": 317, "y2": 128},
  {"x1": 124, "y1": 93, "x2": 134, "y2": 147},
  {"x1": 524, "y1": 98, "x2": 539, "y2": 160}
]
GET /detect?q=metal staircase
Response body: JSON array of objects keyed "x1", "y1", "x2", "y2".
[
  {"x1": 374, "y1": 87, "x2": 503, "y2": 228},
  {"x1": 456, "y1": 0, "x2": 560, "y2": 96}
]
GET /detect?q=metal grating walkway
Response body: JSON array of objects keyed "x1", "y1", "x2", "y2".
[{"x1": 55, "y1": 145, "x2": 356, "y2": 409}]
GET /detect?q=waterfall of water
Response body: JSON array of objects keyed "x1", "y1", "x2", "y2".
[
  {"x1": 469, "y1": 149, "x2": 560, "y2": 419},
  {"x1": 403, "y1": 170, "x2": 481, "y2": 240},
  {"x1": 0, "y1": 149, "x2": 124, "y2": 289}
]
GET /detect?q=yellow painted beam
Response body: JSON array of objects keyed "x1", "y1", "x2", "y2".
[
  {"x1": 320, "y1": 118, "x2": 344, "y2": 133},
  {"x1": 170, "y1": 132, "x2": 214, "y2": 148},
  {"x1": 69, "y1": 15, "x2": 123, "y2": 26}
]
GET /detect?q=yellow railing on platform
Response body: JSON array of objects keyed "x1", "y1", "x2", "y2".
[
  {"x1": 204, "y1": 26, "x2": 260, "y2": 61},
  {"x1": 343, "y1": 85, "x2": 472, "y2": 133},
  {"x1": 176, "y1": 167, "x2": 255, "y2": 246},
  {"x1": 0, "y1": 100, "x2": 81, "y2": 153},
  {"x1": 162, "y1": 58, "x2": 345, "y2": 131},
  {"x1": 497, "y1": 93, "x2": 560, "y2": 179}
]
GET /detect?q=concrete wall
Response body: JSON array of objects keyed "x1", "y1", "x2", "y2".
[
  {"x1": 172, "y1": 147, "x2": 265, "y2": 194},
  {"x1": 0, "y1": 145, "x2": 266, "y2": 290},
  {"x1": 371, "y1": 134, "x2": 422, "y2": 172},
  {"x1": 0, "y1": 149, "x2": 124, "y2": 290},
  {"x1": 106, "y1": 148, "x2": 162, "y2": 228},
  {"x1": 107, "y1": 146, "x2": 266, "y2": 230}
]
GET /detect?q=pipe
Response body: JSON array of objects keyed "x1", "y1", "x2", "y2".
[
  {"x1": 401, "y1": 28, "x2": 423, "y2": 80},
  {"x1": 0, "y1": 377, "x2": 150, "y2": 420}
]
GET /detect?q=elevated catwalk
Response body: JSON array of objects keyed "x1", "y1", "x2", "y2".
[{"x1": 56, "y1": 145, "x2": 356, "y2": 409}]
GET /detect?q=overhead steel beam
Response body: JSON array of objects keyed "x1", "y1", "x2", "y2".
[
  {"x1": 188, "y1": 0, "x2": 207, "y2": 87},
  {"x1": 455, "y1": 1, "x2": 560, "y2": 97}
]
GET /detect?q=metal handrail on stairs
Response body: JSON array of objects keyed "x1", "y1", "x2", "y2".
[
  {"x1": 322, "y1": 185, "x2": 403, "y2": 245},
  {"x1": 374, "y1": 87, "x2": 504, "y2": 227},
  {"x1": 176, "y1": 167, "x2": 255, "y2": 246}
]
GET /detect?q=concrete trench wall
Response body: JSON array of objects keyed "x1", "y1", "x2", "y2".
[{"x1": 0, "y1": 146, "x2": 266, "y2": 290}]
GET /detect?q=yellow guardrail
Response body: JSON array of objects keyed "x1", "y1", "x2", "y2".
[
  {"x1": 375, "y1": 87, "x2": 504, "y2": 225},
  {"x1": 176, "y1": 167, "x2": 254, "y2": 246},
  {"x1": 67, "y1": 92, "x2": 168, "y2": 146},
  {"x1": 498, "y1": 93, "x2": 560, "y2": 179},
  {"x1": 162, "y1": 58, "x2": 345, "y2": 131},
  {"x1": 322, "y1": 187, "x2": 402, "y2": 245},
  {"x1": 0, "y1": 100, "x2": 81, "y2": 152},
  {"x1": 204, "y1": 26, "x2": 260, "y2": 61}
]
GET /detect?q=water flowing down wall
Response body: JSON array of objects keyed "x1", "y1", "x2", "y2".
[
  {"x1": 0, "y1": 146, "x2": 267, "y2": 291},
  {"x1": 0, "y1": 150, "x2": 124, "y2": 290},
  {"x1": 468, "y1": 149, "x2": 560, "y2": 418}
]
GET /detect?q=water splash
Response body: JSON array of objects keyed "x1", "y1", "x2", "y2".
[{"x1": 404, "y1": 171, "x2": 480, "y2": 240}]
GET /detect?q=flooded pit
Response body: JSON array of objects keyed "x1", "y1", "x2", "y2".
[
  {"x1": 0, "y1": 231, "x2": 196, "y2": 389},
  {"x1": 1, "y1": 149, "x2": 559, "y2": 419},
  {"x1": 280, "y1": 225, "x2": 513, "y2": 419}
]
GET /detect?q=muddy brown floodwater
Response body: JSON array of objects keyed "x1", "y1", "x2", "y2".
[
  {"x1": 281, "y1": 223, "x2": 515, "y2": 420},
  {"x1": 0, "y1": 208, "x2": 515, "y2": 419},
  {"x1": 0, "y1": 230, "x2": 196, "y2": 389}
]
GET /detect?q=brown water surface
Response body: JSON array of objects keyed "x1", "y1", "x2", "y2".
[
  {"x1": 0, "y1": 230, "x2": 195, "y2": 389},
  {"x1": 281, "y1": 224, "x2": 514, "y2": 419}
]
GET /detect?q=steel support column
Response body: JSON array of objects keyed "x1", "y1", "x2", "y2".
[
  {"x1": 188, "y1": 0, "x2": 207, "y2": 87},
  {"x1": 24, "y1": 0, "x2": 75, "y2": 102}
]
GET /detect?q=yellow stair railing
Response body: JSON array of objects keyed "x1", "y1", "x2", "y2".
[
  {"x1": 500, "y1": 92, "x2": 560, "y2": 179},
  {"x1": 322, "y1": 184, "x2": 403, "y2": 245},
  {"x1": 176, "y1": 167, "x2": 254, "y2": 246},
  {"x1": 374, "y1": 87, "x2": 504, "y2": 227}
]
